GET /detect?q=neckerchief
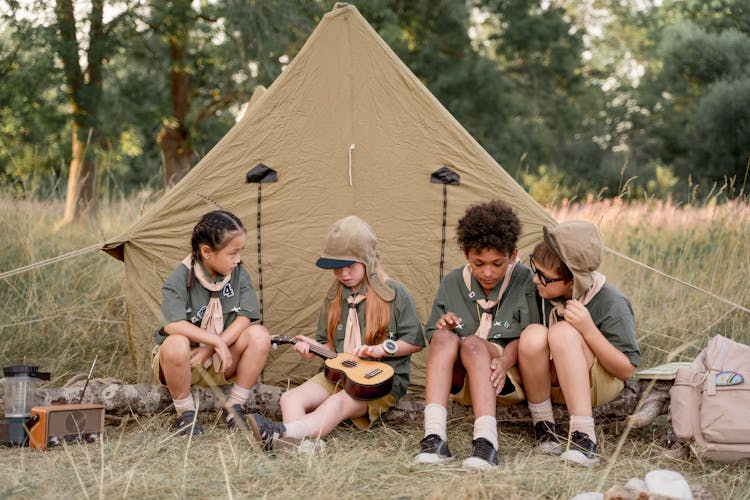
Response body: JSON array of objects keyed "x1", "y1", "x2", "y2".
[
  {"x1": 462, "y1": 258, "x2": 519, "y2": 340},
  {"x1": 547, "y1": 271, "x2": 606, "y2": 326},
  {"x1": 343, "y1": 292, "x2": 367, "y2": 354},
  {"x1": 182, "y1": 255, "x2": 232, "y2": 371}
]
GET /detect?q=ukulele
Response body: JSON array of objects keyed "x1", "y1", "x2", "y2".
[{"x1": 270, "y1": 335, "x2": 394, "y2": 401}]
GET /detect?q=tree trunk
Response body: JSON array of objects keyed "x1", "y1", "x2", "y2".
[
  {"x1": 159, "y1": 15, "x2": 193, "y2": 189},
  {"x1": 58, "y1": 123, "x2": 99, "y2": 226},
  {"x1": 1, "y1": 379, "x2": 671, "y2": 428},
  {"x1": 158, "y1": 125, "x2": 192, "y2": 188}
]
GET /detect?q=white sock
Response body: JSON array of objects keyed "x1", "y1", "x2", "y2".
[
  {"x1": 226, "y1": 384, "x2": 252, "y2": 408},
  {"x1": 424, "y1": 403, "x2": 448, "y2": 441},
  {"x1": 528, "y1": 399, "x2": 554, "y2": 426},
  {"x1": 570, "y1": 415, "x2": 596, "y2": 444},
  {"x1": 473, "y1": 415, "x2": 498, "y2": 450},
  {"x1": 283, "y1": 420, "x2": 309, "y2": 440},
  {"x1": 173, "y1": 395, "x2": 196, "y2": 417}
]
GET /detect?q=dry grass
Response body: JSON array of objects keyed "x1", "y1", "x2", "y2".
[{"x1": 1, "y1": 195, "x2": 749, "y2": 499}]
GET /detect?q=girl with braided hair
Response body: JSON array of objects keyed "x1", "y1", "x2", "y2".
[{"x1": 152, "y1": 210, "x2": 271, "y2": 435}]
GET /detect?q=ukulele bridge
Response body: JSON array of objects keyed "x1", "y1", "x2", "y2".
[{"x1": 364, "y1": 368, "x2": 383, "y2": 379}]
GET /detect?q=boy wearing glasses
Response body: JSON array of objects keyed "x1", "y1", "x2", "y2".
[
  {"x1": 518, "y1": 220, "x2": 640, "y2": 467},
  {"x1": 414, "y1": 200, "x2": 540, "y2": 470}
]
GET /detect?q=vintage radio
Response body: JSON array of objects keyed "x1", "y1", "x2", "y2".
[{"x1": 28, "y1": 404, "x2": 104, "y2": 450}]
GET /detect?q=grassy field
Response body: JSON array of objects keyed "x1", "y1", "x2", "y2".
[{"x1": 1, "y1": 195, "x2": 749, "y2": 498}]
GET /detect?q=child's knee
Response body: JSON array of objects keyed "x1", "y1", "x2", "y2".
[
  {"x1": 244, "y1": 324, "x2": 271, "y2": 351},
  {"x1": 519, "y1": 324, "x2": 550, "y2": 356},
  {"x1": 459, "y1": 335, "x2": 485, "y2": 359},
  {"x1": 430, "y1": 329, "x2": 459, "y2": 350},
  {"x1": 160, "y1": 335, "x2": 191, "y2": 364}
]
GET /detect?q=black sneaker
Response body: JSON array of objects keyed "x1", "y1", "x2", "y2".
[
  {"x1": 222, "y1": 404, "x2": 250, "y2": 431},
  {"x1": 560, "y1": 431, "x2": 599, "y2": 467},
  {"x1": 413, "y1": 434, "x2": 454, "y2": 464},
  {"x1": 533, "y1": 421, "x2": 562, "y2": 456},
  {"x1": 461, "y1": 437, "x2": 498, "y2": 470},
  {"x1": 175, "y1": 410, "x2": 203, "y2": 436},
  {"x1": 248, "y1": 413, "x2": 287, "y2": 451}
]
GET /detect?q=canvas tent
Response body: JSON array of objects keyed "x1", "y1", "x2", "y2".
[{"x1": 103, "y1": 3, "x2": 556, "y2": 388}]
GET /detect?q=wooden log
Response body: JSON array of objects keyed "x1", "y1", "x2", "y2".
[{"x1": 0, "y1": 378, "x2": 672, "y2": 427}]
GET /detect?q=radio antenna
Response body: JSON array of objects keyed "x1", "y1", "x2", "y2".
[{"x1": 77, "y1": 355, "x2": 98, "y2": 404}]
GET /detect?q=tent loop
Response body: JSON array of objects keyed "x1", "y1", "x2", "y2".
[
  {"x1": 430, "y1": 166, "x2": 461, "y2": 281},
  {"x1": 348, "y1": 143, "x2": 356, "y2": 186},
  {"x1": 246, "y1": 163, "x2": 279, "y2": 324}
]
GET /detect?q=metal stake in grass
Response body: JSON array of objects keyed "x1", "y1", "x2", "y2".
[{"x1": 78, "y1": 355, "x2": 98, "y2": 404}]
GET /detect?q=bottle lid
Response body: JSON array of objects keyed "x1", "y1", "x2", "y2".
[{"x1": 2, "y1": 364, "x2": 51, "y2": 380}]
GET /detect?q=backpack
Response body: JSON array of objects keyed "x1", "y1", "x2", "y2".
[{"x1": 669, "y1": 334, "x2": 750, "y2": 463}]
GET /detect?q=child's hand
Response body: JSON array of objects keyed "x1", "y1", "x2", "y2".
[
  {"x1": 189, "y1": 345, "x2": 214, "y2": 368},
  {"x1": 562, "y1": 299, "x2": 595, "y2": 333},
  {"x1": 436, "y1": 312, "x2": 462, "y2": 330},
  {"x1": 490, "y1": 357, "x2": 508, "y2": 395},
  {"x1": 293, "y1": 335, "x2": 321, "y2": 359},
  {"x1": 213, "y1": 340, "x2": 233, "y2": 373},
  {"x1": 352, "y1": 344, "x2": 384, "y2": 359}
]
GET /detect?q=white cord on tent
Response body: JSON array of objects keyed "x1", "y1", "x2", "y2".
[
  {"x1": 348, "y1": 143, "x2": 356, "y2": 186},
  {"x1": 0, "y1": 243, "x2": 101, "y2": 281},
  {"x1": 605, "y1": 246, "x2": 750, "y2": 314}
]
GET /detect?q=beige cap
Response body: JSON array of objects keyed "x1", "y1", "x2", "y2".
[
  {"x1": 316, "y1": 215, "x2": 395, "y2": 301},
  {"x1": 543, "y1": 220, "x2": 603, "y2": 300}
]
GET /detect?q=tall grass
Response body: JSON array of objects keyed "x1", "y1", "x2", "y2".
[{"x1": 0, "y1": 194, "x2": 748, "y2": 498}]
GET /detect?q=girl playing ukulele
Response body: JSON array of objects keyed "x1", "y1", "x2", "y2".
[{"x1": 249, "y1": 216, "x2": 425, "y2": 449}]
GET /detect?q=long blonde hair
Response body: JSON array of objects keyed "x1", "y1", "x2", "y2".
[{"x1": 326, "y1": 272, "x2": 391, "y2": 349}]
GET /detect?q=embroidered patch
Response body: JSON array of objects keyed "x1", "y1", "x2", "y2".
[
  {"x1": 455, "y1": 322, "x2": 464, "y2": 330},
  {"x1": 387, "y1": 331, "x2": 395, "y2": 339},
  {"x1": 468, "y1": 290, "x2": 476, "y2": 299},
  {"x1": 337, "y1": 324, "x2": 343, "y2": 331},
  {"x1": 223, "y1": 283, "x2": 235, "y2": 298},
  {"x1": 197, "y1": 306, "x2": 206, "y2": 320}
]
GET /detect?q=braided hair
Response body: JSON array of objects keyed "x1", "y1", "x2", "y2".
[{"x1": 188, "y1": 211, "x2": 246, "y2": 287}]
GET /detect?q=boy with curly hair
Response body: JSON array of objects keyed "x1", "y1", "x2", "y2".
[{"x1": 414, "y1": 200, "x2": 540, "y2": 469}]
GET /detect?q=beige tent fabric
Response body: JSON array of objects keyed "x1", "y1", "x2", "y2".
[{"x1": 103, "y1": 4, "x2": 556, "y2": 389}]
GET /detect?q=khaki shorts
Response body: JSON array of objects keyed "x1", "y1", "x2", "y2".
[
  {"x1": 550, "y1": 358, "x2": 625, "y2": 407},
  {"x1": 308, "y1": 372, "x2": 397, "y2": 430},
  {"x1": 451, "y1": 343, "x2": 526, "y2": 407},
  {"x1": 151, "y1": 345, "x2": 233, "y2": 388}
]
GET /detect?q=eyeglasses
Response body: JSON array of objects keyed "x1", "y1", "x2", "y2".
[{"x1": 529, "y1": 256, "x2": 565, "y2": 286}]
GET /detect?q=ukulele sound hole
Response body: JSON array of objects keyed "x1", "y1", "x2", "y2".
[
  {"x1": 342, "y1": 360, "x2": 358, "y2": 368},
  {"x1": 364, "y1": 369, "x2": 383, "y2": 379}
]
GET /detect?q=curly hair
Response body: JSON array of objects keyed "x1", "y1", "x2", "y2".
[{"x1": 456, "y1": 200, "x2": 521, "y2": 256}]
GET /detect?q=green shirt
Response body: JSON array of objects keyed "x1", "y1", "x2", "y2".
[
  {"x1": 155, "y1": 262, "x2": 261, "y2": 344},
  {"x1": 542, "y1": 282, "x2": 640, "y2": 367},
  {"x1": 315, "y1": 280, "x2": 426, "y2": 401},
  {"x1": 425, "y1": 264, "x2": 541, "y2": 346}
]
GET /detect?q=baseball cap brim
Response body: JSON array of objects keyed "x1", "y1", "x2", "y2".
[{"x1": 315, "y1": 257, "x2": 357, "y2": 269}]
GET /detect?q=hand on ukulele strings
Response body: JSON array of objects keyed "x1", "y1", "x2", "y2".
[
  {"x1": 436, "y1": 311, "x2": 462, "y2": 330},
  {"x1": 293, "y1": 335, "x2": 324, "y2": 359},
  {"x1": 352, "y1": 344, "x2": 385, "y2": 359}
]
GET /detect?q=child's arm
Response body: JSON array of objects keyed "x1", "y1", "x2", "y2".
[
  {"x1": 162, "y1": 320, "x2": 233, "y2": 372},
  {"x1": 352, "y1": 340, "x2": 423, "y2": 359},
  {"x1": 563, "y1": 300, "x2": 635, "y2": 380}
]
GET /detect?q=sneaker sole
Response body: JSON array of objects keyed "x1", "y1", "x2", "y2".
[
  {"x1": 534, "y1": 441, "x2": 563, "y2": 456},
  {"x1": 247, "y1": 415, "x2": 264, "y2": 444},
  {"x1": 413, "y1": 452, "x2": 455, "y2": 465},
  {"x1": 462, "y1": 457, "x2": 497, "y2": 470},
  {"x1": 560, "y1": 449, "x2": 600, "y2": 467}
]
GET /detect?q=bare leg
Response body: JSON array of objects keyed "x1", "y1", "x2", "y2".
[
  {"x1": 294, "y1": 391, "x2": 368, "y2": 438},
  {"x1": 548, "y1": 322, "x2": 595, "y2": 416},
  {"x1": 224, "y1": 324, "x2": 270, "y2": 388},
  {"x1": 159, "y1": 335, "x2": 192, "y2": 400},
  {"x1": 280, "y1": 379, "x2": 331, "y2": 422},
  {"x1": 518, "y1": 324, "x2": 553, "y2": 404},
  {"x1": 459, "y1": 336, "x2": 500, "y2": 418},
  {"x1": 424, "y1": 329, "x2": 461, "y2": 406}
]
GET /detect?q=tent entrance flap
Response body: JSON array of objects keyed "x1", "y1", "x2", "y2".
[
  {"x1": 430, "y1": 166, "x2": 461, "y2": 281},
  {"x1": 246, "y1": 163, "x2": 279, "y2": 323}
]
